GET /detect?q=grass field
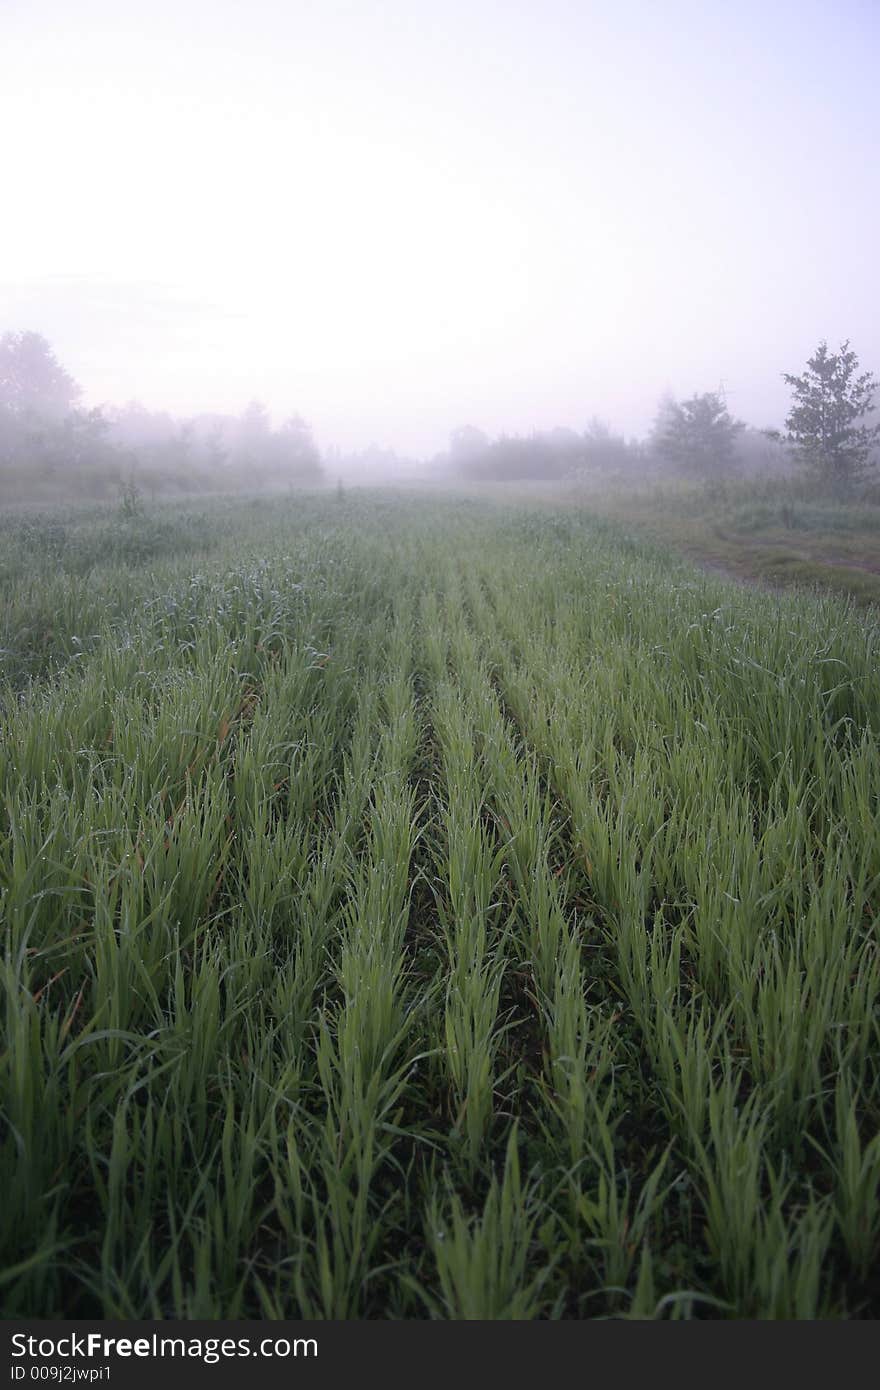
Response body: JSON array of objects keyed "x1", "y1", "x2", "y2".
[
  {"x1": 580, "y1": 478, "x2": 880, "y2": 606},
  {"x1": 2, "y1": 490, "x2": 879, "y2": 1318}
]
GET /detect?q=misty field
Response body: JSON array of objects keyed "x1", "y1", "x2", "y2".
[
  {"x1": 1, "y1": 491, "x2": 879, "y2": 1319},
  {"x1": 581, "y1": 479, "x2": 880, "y2": 608}
]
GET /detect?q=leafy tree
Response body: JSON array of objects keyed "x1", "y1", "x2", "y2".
[
  {"x1": 783, "y1": 340, "x2": 879, "y2": 494},
  {"x1": 652, "y1": 391, "x2": 743, "y2": 477},
  {"x1": 275, "y1": 414, "x2": 322, "y2": 482},
  {"x1": 30, "y1": 407, "x2": 115, "y2": 472},
  {"x1": 468, "y1": 431, "x2": 576, "y2": 481},
  {"x1": 581, "y1": 417, "x2": 633, "y2": 476},
  {"x1": 232, "y1": 399, "x2": 272, "y2": 470},
  {"x1": 226, "y1": 402, "x2": 322, "y2": 484},
  {"x1": 449, "y1": 425, "x2": 490, "y2": 470},
  {"x1": 103, "y1": 400, "x2": 190, "y2": 477},
  {"x1": 0, "y1": 330, "x2": 81, "y2": 420}
]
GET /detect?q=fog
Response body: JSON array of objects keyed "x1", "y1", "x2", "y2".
[{"x1": 1, "y1": 0, "x2": 878, "y2": 481}]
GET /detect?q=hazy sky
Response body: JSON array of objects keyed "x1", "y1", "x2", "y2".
[{"x1": 2, "y1": 0, "x2": 878, "y2": 456}]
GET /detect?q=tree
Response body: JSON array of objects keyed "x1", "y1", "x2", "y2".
[
  {"x1": 30, "y1": 407, "x2": 115, "y2": 472},
  {"x1": 783, "y1": 340, "x2": 879, "y2": 495},
  {"x1": 0, "y1": 332, "x2": 91, "y2": 478},
  {"x1": 0, "y1": 331, "x2": 81, "y2": 420},
  {"x1": 275, "y1": 414, "x2": 322, "y2": 483},
  {"x1": 449, "y1": 425, "x2": 489, "y2": 471},
  {"x1": 233, "y1": 399, "x2": 272, "y2": 468},
  {"x1": 581, "y1": 417, "x2": 632, "y2": 476},
  {"x1": 467, "y1": 430, "x2": 576, "y2": 482},
  {"x1": 652, "y1": 391, "x2": 744, "y2": 477}
]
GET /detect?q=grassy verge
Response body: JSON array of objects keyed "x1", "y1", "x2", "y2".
[{"x1": 572, "y1": 478, "x2": 880, "y2": 605}]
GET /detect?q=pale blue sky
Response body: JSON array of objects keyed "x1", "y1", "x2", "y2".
[{"x1": 1, "y1": 0, "x2": 878, "y2": 455}]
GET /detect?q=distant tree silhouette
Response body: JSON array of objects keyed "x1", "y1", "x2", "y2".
[
  {"x1": 652, "y1": 391, "x2": 743, "y2": 477},
  {"x1": 0, "y1": 330, "x2": 81, "y2": 420},
  {"x1": 581, "y1": 417, "x2": 632, "y2": 476},
  {"x1": 232, "y1": 400, "x2": 272, "y2": 471},
  {"x1": 0, "y1": 331, "x2": 93, "y2": 479},
  {"x1": 275, "y1": 414, "x2": 323, "y2": 482},
  {"x1": 468, "y1": 431, "x2": 576, "y2": 481},
  {"x1": 449, "y1": 425, "x2": 490, "y2": 471}
]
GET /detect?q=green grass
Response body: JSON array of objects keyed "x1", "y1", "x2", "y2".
[
  {"x1": 579, "y1": 477, "x2": 880, "y2": 605},
  {"x1": 1, "y1": 489, "x2": 879, "y2": 1318}
]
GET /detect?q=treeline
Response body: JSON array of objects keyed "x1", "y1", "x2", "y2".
[
  {"x1": 445, "y1": 341, "x2": 880, "y2": 498},
  {"x1": 443, "y1": 409, "x2": 786, "y2": 486},
  {"x1": 444, "y1": 421, "x2": 639, "y2": 482},
  {"x1": 3, "y1": 329, "x2": 877, "y2": 503},
  {"x1": 0, "y1": 332, "x2": 323, "y2": 503}
]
